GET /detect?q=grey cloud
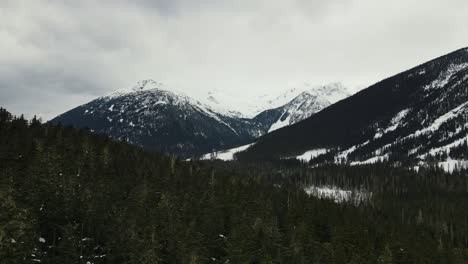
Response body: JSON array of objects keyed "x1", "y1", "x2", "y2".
[{"x1": 1, "y1": 0, "x2": 468, "y2": 120}]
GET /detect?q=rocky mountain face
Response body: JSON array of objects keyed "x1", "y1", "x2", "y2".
[
  {"x1": 238, "y1": 48, "x2": 468, "y2": 170},
  {"x1": 51, "y1": 80, "x2": 263, "y2": 157},
  {"x1": 51, "y1": 80, "x2": 349, "y2": 157},
  {"x1": 258, "y1": 83, "x2": 350, "y2": 132}
]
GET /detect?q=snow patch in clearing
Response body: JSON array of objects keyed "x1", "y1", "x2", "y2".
[
  {"x1": 416, "y1": 159, "x2": 468, "y2": 173},
  {"x1": 335, "y1": 141, "x2": 370, "y2": 162},
  {"x1": 350, "y1": 154, "x2": 389, "y2": 166},
  {"x1": 296, "y1": 149, "x2": 328, "y2": 162},
  {"x1": 201, "y1": 143, "x2": 254, "y2": 161},
  {"x1": 374, "y1": 132, "x2": 383, "y2": 139},
  {"x1": 268, "y1": 115, "x2": 291, "y2": 132},
  {"x1": 424, "y1": 63, "x2": 468, "y2": 91},
  {"x1": 419, "y1": 136, "x2": 468, "y2": 159},
  {"x1": 304, "y1": 186, "x2": 371, "y2": 203},
  {"x1": 154, "y1": 100, "x2": 168, "y2": 106},
  {"x1": 438, "y1": 159, "x2": 468, "y2": 173},
  {"x1": 385, "y1": 108, "x2": 410, "y2": 133},
  {"x1": 411, "y1": 102, "x2": 468, "y2": 138},
  {"x1": 373, "y1": 108, "x2": 410, "y2": 139}
]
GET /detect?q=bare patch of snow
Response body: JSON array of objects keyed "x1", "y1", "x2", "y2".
[
  {"x1": 437, "y1": 159, "x2": 468, "y2": 173},
  {"x1": 411, "y1": 102, "x2": 468, "y2": 138},
  {"x1": 296, "y1": 149, "x2": 328, "y2": 162},
  {"x1": 350, "y1": 154, "x2": 389, "y2": 166},
  {"x1": 154, "y1": 100, "x2": 168, "y2": 106},
  {"x1": 374, "y1": 108, "x2": 410, "y2": 139},
  {"x1": 335, "y1": 141, "x2": 370, "y2": 162},
  {"x1": 385, "y1": 108, "x2": 410, "y2": 133},
  {"x1": 374, "y1": 132, "x2": 383, "y2": 139},
  {"x1": 200, "y1": 143, "x2": 254, "y2": 161},
  {"x1": 268, "y1": 116, "x2": 291, "y2": 132},
  {"x1": 424, "y1": 63, "x2": 468, "y2": 91},
  {"x1": 419, "y1": 136, "x2": 468, "y2": 159},
  {"x1": 304, "y1": 186, "x2": 371, "y2": 203}
]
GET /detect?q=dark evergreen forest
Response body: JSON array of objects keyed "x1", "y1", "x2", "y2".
[{"x1": 1, "y1": 107, "x2": 467, "y2": 263}]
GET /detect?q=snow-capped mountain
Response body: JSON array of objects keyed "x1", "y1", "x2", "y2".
[
  {"x1": 51, "y1": 80, "x2": 265, "y2": 157},
  {"x1": 238, "y1": 48, "x2": 468, "y2": 170},
  {"x1": 200, "y1": 82, "x2": 350, "y2": 119},
  {"x1": 51, "y1": 80, "x2": 351, "y2": 157},
  {"x1": 259, "y1": 83, "x2": 350, "y2": 132}
]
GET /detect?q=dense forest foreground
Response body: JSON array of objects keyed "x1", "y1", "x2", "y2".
[{"x1": 1, "y1": 108, "x2": 467, "y2": 263}]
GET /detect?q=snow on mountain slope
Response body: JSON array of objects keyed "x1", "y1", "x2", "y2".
[
  {"x1": 435, "y1": 159, "x2": 468, "y2": 173},
  {"x1": 200, "y1": 143, "x2": 254, "y2": 161},
  {"x1": 197, "y1": 88, "x2": 297, "y2": 118},
  {"x1": 296, "y1": 149, "x2": 328, "y2": 162},
  {"x1": 52, "y1": 79, "x2": 351, "y2": 158},
  {"x1": 200, "y1": 82, "x2": 351, "y2": 119},
  {"x1": 238, "y1": 47, "x2": 468, "y2": 171},
  {"x1": 304, "y1": 185, "x2": 371, "y2": 204},
  {"x1": 197, "y1": 83, "x2": 351, "y2": 159},
  {"x1": 51, "y1": 79, "x2": 266, "y2": 157},
  {"x1": 333, "y1": 75, "x2": 468, "y2": 167},
  {"x1": 111, "y1": 79, "x2": 165, "y2": 96},
  {"x1": 267, "y1": 84, "x2": 350, "y2": 132}
]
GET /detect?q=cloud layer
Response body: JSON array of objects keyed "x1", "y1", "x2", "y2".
[{"x1": 1, "y1": 0, "x2": 468, "y2": 119}]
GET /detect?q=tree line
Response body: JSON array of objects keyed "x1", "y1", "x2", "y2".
[{"x1": 1, "y1": 107, "x2": 467, "y2": 263}]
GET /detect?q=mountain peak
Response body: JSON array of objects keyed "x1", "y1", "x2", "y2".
[
  {"x1": 109, "y1": 79, "x2": 165, "y2": 97},
  {"x1": 285, "y1": 82, "x2": 350, "y2": 106},
  {"x1": 307, "y1": 82, "x2": 347, "y2": 92},
  {"x1": 132, "y1": 79, "x2": 164, "y2": 91}
]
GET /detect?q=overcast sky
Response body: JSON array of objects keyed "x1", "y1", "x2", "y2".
[{"x1": 1, "y1": 0, "x2": 468, "y2": 120}]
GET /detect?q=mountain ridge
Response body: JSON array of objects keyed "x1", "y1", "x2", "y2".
[
  {"x1": 237, "y1": 47, "x2": 468, "y2": 168},
  {"x1": 51, "y1": 80, "x2": 349, "y2": 157}
]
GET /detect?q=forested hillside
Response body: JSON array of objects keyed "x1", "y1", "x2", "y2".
[
  {"x1": 1, "y1": 107, "x2": 467, "y2": 263},
  {"x1": 239, "y1": 48, "x2": 468, "y2": 165}
]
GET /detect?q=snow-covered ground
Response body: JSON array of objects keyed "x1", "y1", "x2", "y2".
[
  {"x1": 413, "y1": 159, "x2": 468, "y2": 173},
  {"x1": 304, "y1": 186, "x2": 371, "y2": 203},
  {"x1": 268, "y1": 116, "x2": 291, "y2": 132},
  {"x1": 437, "y1": 159, "x2": 468, "y2": 173},
  {"x1": 350, "y1": 154, "x2": 389, "y2": 166},
  {"x1": 419, "y1": 136, "x2": 468, "y2": 159},
  {"x1": 200, "y1": 143, "x2": 254, "y2": 161},
  {"x1": 374, "y1": 108, "x2": 411, "y2": 139},
  {"x1": 424, "y1": 63, "x2": 468, "y2": 91},
  {"x1": 334, "y1": 141, "x2": 370, "y2": 163},
  {"x1": 333, "y1": 98, "x2": 468, "y2": 168},
  {"x1": 409, "y1": 101, "x2": 468, "y2": 138},
  {"x1": 296, "y1": 149, "x2": 328, "y2": 162}
]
